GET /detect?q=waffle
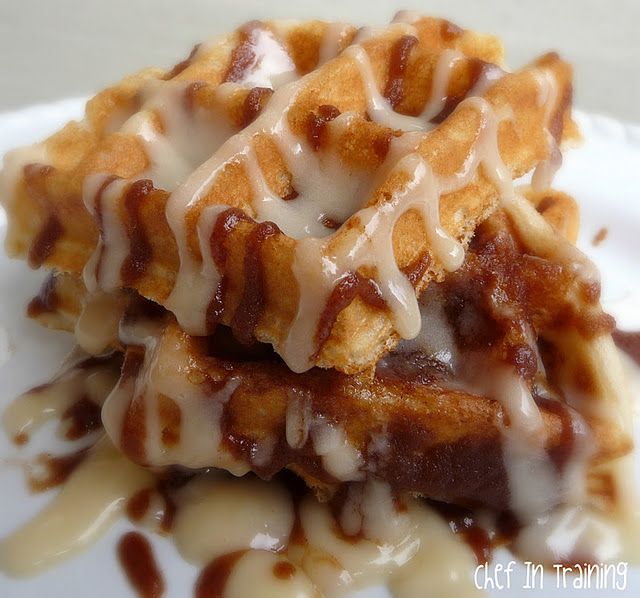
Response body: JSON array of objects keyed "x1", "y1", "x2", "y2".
[
  {"x1": 0, "y1": 15, "x2": 578, "y2": 374},
  {"x1": 2, "y1": 13, "x2": 634, "y2": 567},
  {"x1": 25, "y1": 189, "x2": 631, "y2": 516}
]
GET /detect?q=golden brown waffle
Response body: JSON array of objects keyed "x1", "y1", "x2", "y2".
[
  {"x1": 26, "y1": 192, "x2": 631, "y2": 515},
  {"x1": 1, "y1": 15, "x2": 577, "y2": 374}
]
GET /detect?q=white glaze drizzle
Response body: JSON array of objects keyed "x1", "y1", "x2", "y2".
[
  {"x1": 513, "y1": 505, "x2": 624, "y2": 564},
  {"x1": 82, "y1": 175, "x2": 130, "y2": 293},
  {"x1": 311, "y1": 418, "x2": 365, "y2": 482},
  {"x1": 345, "y1": 45, "x2": 464, "y2": 131},
  {"x1": 149, "y1": 18, "x2": 520, "y2": 358},
  {"x1": 101, "y1": 316, "x2": 249, "y2": 473},
  {"x1": 317, "y1": 22, "x2": 353, "y2": 65},
  {"x1": 230, "y1": 23, "x2": 297, "y2": 88},
  {"x1": 351, "y1": 22, "x2": 417, "y2": 45},
  {"x1": 3, "y1": 15, "x2": 639, "y2": 594},
  {"x1": 164, "y1": 76, "x2": 375, "y2": 334},
  {"x1": 162, "y1": 24, "x2": 508, "y2": 340},
  {"x1": 280, "y1": 96, "x2": 513, "y2": 372},
  {"x1": 136, "y1": 79, "x2": 236, "y2": 188},
  {"x1": 82, "y1": 22, "x2": 306, "y2": 298},
  {"x1": 0, "y1": 436, "x2": 153, "y2": 577},
  {"x1": 1, "y1": 348, "x2": 119, "y2": 443},
  {"x1": 391, "y1": 10, "x2": 423, "y2": 25},
  {"x1": 531, "y1": 68, "x2": 563, "y2": 192},
  {"x1": 297, "y1": 481, "x2": 480, "y2": 597},
  {"x1": 74, "y1": 291, "x2": 127, "y2": 355},
  {"x1": 224, "y1": 551, "x2": 319, "y2": 598}
]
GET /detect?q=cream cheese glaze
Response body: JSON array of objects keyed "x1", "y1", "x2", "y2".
[
  {"x1": 1, "y1": 348, "x2": 119, "y2": 445},
  {"x1": 0, "y1": 436, "x2": 153, "y2": 577}
]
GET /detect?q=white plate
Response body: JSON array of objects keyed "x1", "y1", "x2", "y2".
[{"x1": 0, "y1": 101, "x2": 639, "y2": 597}]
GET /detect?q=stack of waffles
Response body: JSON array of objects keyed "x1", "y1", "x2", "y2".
[{"x1": 1, "y1": 11, "x2": 637, "y2": 595}]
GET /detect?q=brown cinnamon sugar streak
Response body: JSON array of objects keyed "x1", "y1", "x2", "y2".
[
  {"x1": 195, "y1": 551, "x2": 247, "y2": 598},
  {"x1": 119, "y1": 349, "x2": 148, "y2": 464},
  {"x1": 231, "y1": 221, "x2": 281, "y2": 345},
  {"x1": 165, "y1": 44, "x2": 201, "y2": 80},
  {"x1": 307, "y1": 104, "x2": 341, "y2": 151},
  {"x1": 120, "y1": 180, "x2": 155, "y2": 285},
  {"x1": 384, "y1": 34, "x2": 418, "y2": 108},
  {"x1": 24, "y1": 164, "x2": 61, "y2": 268},
  {"x1": 224, "y1": 21, "x2": 265, "y2": 83},
  {"x1": 91, "y1": 175, "x2": 120, "y2": 282},
  {"x1": 117, "y1": 532, "x2": 165, "y2": 598},
  {"x1": 242, "y1": 87, "x2": 274, "y2": 127},
  {"x1": 25, "y1": 450, "x2": 88, "y2": 493},
  {"x1": 205, "y1": 208, "x2": 252, "y2": 332}
]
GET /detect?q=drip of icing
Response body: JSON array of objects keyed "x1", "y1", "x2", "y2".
[
  {"x1": 346, "y1": 44, "x2": 491, "y2": 131},
  {"x1": 260, "y1": 111, "x2": 373, "y2": 237},
  {"x1": 1, "y1": 349, "x2": 119, "y2": 443},
  {"x1": 317, "y1": 22, "x2": 353, "y2": 65},
  {"x1": 102, "y1": 317, "x2": 248, "y2": 473},
  {"x1": 504, "y1": 193, "x2": 599, "y2": 286},
  {"x1": 296, "y1": 492, "x2": 416, "y2": 594},
  {"x1": 280, "y1": 155, "x2": 451, "y2": 371},
  {"x1": 540, "y1": 337, "x2": 640, "y2": 565},
  {"x1": 467, "y1": 63, "x2": 505, "y2": 97},
  {"x1": 394, "y1": 284, "x2": 458, "y2": 369},
  {"x1": 82, "y1": 175, "x2": 130, "y2": 293},
  {"x1": 83, "y1": 77, "x2": 240, "y2": 296},
  {"x1": 163, "y1": 38, "x2": 515, "y2": 344},
  {"x1": 285, "y1": 389, "x2": 312, "y2": 449},
  {"x1": 145, "y1": 80, "x2": 235, "y2": 177},
  {"x1": 419, "y1": 49, "x2": 467, "y2": 120},
  {"x1": 162, "y1": 203, "x2": 228, "y2": 334},
  {"x1": 172, "y1": 474, "x2": 294, "y2": 564},
  {"x1": 440, "y1": 329, "x2": 563, "y2": 521},
  {"x1": 119, "y1": 80, "x2": 234, "y2": 189},
  {"x1": 74, "y1": 291, "x2": 127, "y2": 355},
  {"x1": 391, "y1": 10, "x2": 423, "y2": 25},
  {"x1": 311, "y1": 419, "x2": 365, "y2": 482},
  {"x1": 387, "y1": 503, "x2": 482, "y2": 598},
  {"x1": 396, "y1": 283, "x2": 593, "y2": 524},
  {"x1": 501, "y1": 424, "x2": 564, "y2": 520},
  {"x1": 531, "y1": 69, "x2": 563, "y2": 192},
  {"x1": 344, "y1": 45, "x2": 433, "y2": 131},
  {"x1": 0, "y1": 437, "x2": 153, "y2": 576}
]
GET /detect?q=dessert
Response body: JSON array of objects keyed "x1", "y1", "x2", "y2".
[{"x1": 0, "y1": 11, "x2": 637, "y2": 598}]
